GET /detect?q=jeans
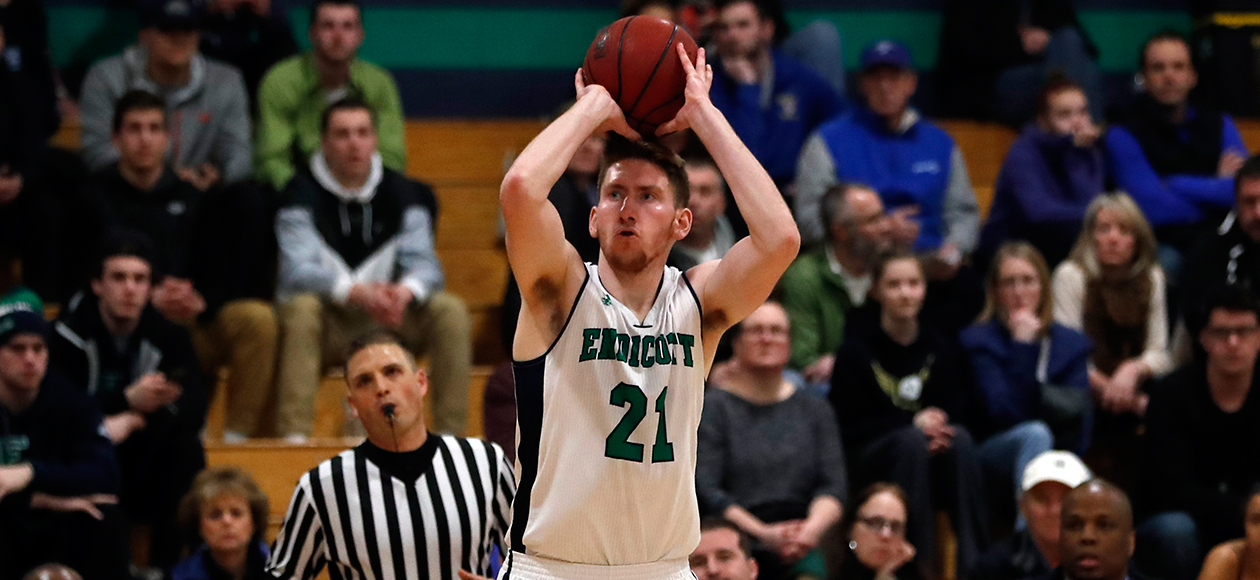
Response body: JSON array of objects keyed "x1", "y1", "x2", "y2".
[
  {"x1": 995, "y1": 27, "x2": 1103, "y2": 126},
  {"x1": 977, "y1": 421, "x2": 1055, "y2": 530},
  {"x1": 1136, "y1": 511, "x2": 1200, "y2": 580}
]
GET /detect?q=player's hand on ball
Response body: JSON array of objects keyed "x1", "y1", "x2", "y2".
[
  {"x1": 574, "y1": 70, "x2": 641, "y2": 141},
  {"x1": 656, "y1": 44, "x2": 714, "y2": 136}
]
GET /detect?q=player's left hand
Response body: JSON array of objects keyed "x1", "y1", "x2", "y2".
[{"x1": 656, "y1": 44, "x2": 714, "y2": 136}]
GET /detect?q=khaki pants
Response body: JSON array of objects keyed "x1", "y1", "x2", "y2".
[
  {"x1": 190, "y1": 299, "x2": 279, "y2": 437},
  {"x1": 275, "y1": 292, "x2": 472, "y2": 436}
]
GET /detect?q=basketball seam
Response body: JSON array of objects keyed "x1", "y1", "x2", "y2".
[
  {"x1": 639, "y1": 91, "x2": 685, "y2": 120},
  {"x1": 615, "y1": 16, "x2": 634, "y2": 104},
  {"x1": 624, "y1": 23, "x2": 679, "y2": 126}
]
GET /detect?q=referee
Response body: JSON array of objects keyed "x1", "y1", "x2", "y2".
[{"x1": 266, "y1": 331, "x2": 515, "y2": 580}]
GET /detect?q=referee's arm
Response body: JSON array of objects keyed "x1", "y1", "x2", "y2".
[
  {"x1": 266, "y1": 475, "x2": 327, "y2": 580},
  {"x1": 489, "y1": 442, "x2": 517, "y2": 555}
]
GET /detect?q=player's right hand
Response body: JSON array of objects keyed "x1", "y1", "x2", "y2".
[{"x1": 574, "y1": 70, "x2": 641, "y2": 141}]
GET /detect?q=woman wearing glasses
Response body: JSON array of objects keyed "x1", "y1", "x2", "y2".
[{"x1": 830, "y1": 483, "x2": 918, "y2": 580}]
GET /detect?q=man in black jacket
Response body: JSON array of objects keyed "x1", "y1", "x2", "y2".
[
  {"x1": 48, "y1": 233, "x2": 208, "y2": 572},
  {"x1": 1181, "y1": 155, "x2": 1260, "y2": 336},
  {"x1": 0, "y1": 300, "x2": 129, "y2": 580},
  {"x1": 78, "y1": 89, "x2": 277, "y2": 442}
]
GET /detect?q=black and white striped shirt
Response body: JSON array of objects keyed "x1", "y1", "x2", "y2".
[{"x1": 266, "y1": 435, "x2": 514, "y2": 580}]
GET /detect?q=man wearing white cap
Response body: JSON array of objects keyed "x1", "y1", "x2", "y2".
[{"x1": 974, "y1": 451, "x2": 1092, "y2": 580}]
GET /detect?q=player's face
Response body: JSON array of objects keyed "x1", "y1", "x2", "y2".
[
  {"x1": 714, "y1": 2, "x2": 771, "y2": 60},
  {"x1": 1199, "y1": 309, "x2": 1260, "y2": 376},
  {"x1": 1060, "y1": 488, "x2": 1134, "y2": 580},
  {"x1": 0, "y1": 334, "x2": 48, "y2": 393},
  {"x1": 310, "y1": 4, "x2": 364, "y2": 64},
  {"x1": 200, "y1": 493, "x2": 255, "y2": 556},
  {"x1": 346, "y1": 343, "x2": 428, "y2": 443},
  {"x1": 1141, "y1": 39, "x2": 1196, "y2": 107},
  {"x1": 1041, "y1": 88, "x2": 1091, "y2": 136},
  {"x1": 140, "y1": 27, "x2": 200, "y2": 70},
  {"x1": 92, "y1": 256, "x2": 152, "y2": 324},
  {"x1": 591, "y1": 159, "x2": 690, "y2": 273},
  {"x1": 689, "y1": 528, "x2": 758, "y2": 580},
  {"x1": 1022, "y1": 481, "x2": 1070, "y2": 558},
  {"x1": 875, "y1": 258, "x2": 925, "y2": 322},
  {"x1": 733, "y1": 303, "x2": 790, "y2": 372},
  {"x1": 113, "y1": 109, "x2": 168, "y2": 174},
  {"x1": 997, "y1": 256, "x2": 1042, "y2": 317},
  {"x1": 850, "y1": 491, "x2": 909, "y2": 572},
  {"x1": 322, "y1": 109, "x2": 378, "y2": 182},
  {"x1": 684, "y1": 164, "x2": 725, "y2": 236},
  {"x1": 859, "y1": 66, "x2": 917, "y2": 121},
  {"x1": 1237, "y1": 178, "x2": 1260, "y2": 242}
]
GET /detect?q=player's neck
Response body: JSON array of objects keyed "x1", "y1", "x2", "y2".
[{"x1": 597, "y1": 258, "x2": 666, "y2": 320}]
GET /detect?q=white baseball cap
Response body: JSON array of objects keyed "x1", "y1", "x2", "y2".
[{"x1": 1021, "y1": 451, "x2": 1091, "y2": 493}]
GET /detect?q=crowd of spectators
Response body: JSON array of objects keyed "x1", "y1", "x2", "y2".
[{"x1": 2, "y1": 0, "x2": 1260, "y2": 579}]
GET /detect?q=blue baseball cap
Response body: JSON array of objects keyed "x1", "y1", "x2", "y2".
[{"x1": 860, "y1": 39, "x2": 913, "y2": 72}]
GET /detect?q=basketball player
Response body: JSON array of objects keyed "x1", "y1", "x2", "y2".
[{"x1": 499, "y1": 44, "x2": 800, "y2": 579}]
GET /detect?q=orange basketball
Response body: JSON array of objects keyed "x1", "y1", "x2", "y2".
[{"x1": 581, "y1": 16, "x2": 700, "y2": 135}]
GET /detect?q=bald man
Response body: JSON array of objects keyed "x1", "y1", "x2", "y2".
[
  {"x1": 21, "y1": 565, "x2": 82, "y2": 580},
  {"x1": 1042, "y1": 480, "x2": 1151, "y2": 580}
]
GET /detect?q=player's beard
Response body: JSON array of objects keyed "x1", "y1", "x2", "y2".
[{"x1": 600, "y1": 232, "x2": 668, "y2": 274}]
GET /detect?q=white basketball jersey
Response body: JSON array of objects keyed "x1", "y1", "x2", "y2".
[{"x1": 510, "y1": 262, "x2": 706, "y2": 566}]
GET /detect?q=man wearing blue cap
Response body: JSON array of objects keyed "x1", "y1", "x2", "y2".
[
  {"x1": 79, "y1": 0, "x2": 252, "y2": 188},
  {"x1": 0, "y1": 301, "x2": 129, "y2": 580},
  {"x1": 796, "y1": 40, "x2": 979, "y2": 284}
]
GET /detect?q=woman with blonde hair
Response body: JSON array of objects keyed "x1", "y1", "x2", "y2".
[
  {"x1": 960, "y1": 241, "x2": 1093, "y2": 524},
  {"x1": 171, "y1": 466, "x2": 270, "y2": 580},
  {"x1": 1052, "y1": 192, "x2": 1170, "y2": 417}
]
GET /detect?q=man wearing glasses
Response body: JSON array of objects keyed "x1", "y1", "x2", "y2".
[{"x1": 1140, "y1": 284, "x2": 1260, "y2": 580}]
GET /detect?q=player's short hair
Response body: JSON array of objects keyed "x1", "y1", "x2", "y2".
[
  {"x1": 343, "y1": 329, "x2": 417, "y2": 379},
  {"x1": 598, "y1": 134, "x2": 691, "y2": 208},
  {"x1": 321, "y1": 96, "x2": 377, "y2": 136},
  {"x1": 178, "y1": 466, "x2": 270, "y2": 544},
  {"x1": 1139, "y1": 29, "x2": 1192, "y2": 72},
  {"x1": 699, "y1": 517, "x2": 754, "y2": 557},
  {"x1": 112, "y1": 90, "x2": 166, "y2": 134},
  {"x1": 309, "y1": 0, "x2": 361, "y2": 27}
]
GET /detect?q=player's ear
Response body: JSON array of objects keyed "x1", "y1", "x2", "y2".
[
  {"x1": 674, "y1": 207, "x2": 693, "y2": 240},
  {"x1": 589, "y1": 206, "x2": 599, "y2": 238}
]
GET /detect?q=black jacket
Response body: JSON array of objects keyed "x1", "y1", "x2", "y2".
[
  {"x1": 974, "y1": 529, "x2": 1053, "y2": 580},
  {"x1": 1180, "y1": 211, "x2": 1260, "y2": 335},
  {"x1": 0, "y1": 371, "x2": 120, "y2": 513}
]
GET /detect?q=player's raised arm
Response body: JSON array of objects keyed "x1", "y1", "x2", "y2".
[
  {"x1": 500, "y1": 74, "x2": 640, "y2": 350},
  {"x1": 658, "y1": 45, "x2": 801, "y2": 338}
]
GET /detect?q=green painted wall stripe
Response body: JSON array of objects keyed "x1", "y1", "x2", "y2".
[{"x1": 47, "y1": 6, "x2": 1191, "y2": 73}]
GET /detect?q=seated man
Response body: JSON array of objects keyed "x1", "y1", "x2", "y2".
[
  {"x1": 698, "y1": 302, "x2": 845, "y2": 579},
  {"x1": 49, "y1": 233, "x2": 208, "y2": 571},
  {"x1": 1106, "y1": 31, "x2": 1248, "y2": 272},
  {"x1": 0, "y1": 300, "x2": 129, "y2": 580},
  {"x1": 689, "y1": 518, "x2": 760, "y2": 580},
  {"x1": 79, "y1": 0, "x2": 251, "y2": 188},
  {"x1": 1040, "y1": 480, "x2": 1151, "y2": 580},
  {"x1": 779, "y1": 183, "x2": 898, "y2": 392},
  {"x1": 669, "y1": 155, "x2": 737, "y2": 271},
  {"x1": 796, "y1": 39, "x2": 979, "y2": 278},
  {"x1": 275, "y1": 97, "x2": 470, "y2": 438},
  {"x1": 77, "y1": 90, "x2": 277, "y2": 443},
  {"x1": 255, "y1": 0, "x2": 405, "y2": 192},
  {"x1": 978, "y1": 78, "x2": 1104, "y2": 269},
  {"x1": 974, "y1": 451, "x2": 1092, "y2": 580},
  {"x1": 1140, "y1": 285, "x2": 1260, "y2": 580},
  {"x1": 1181, "y1": 156, "x2": 1260, "y2": 335},
  {"x1": 707, "y1": 0, "x2": 843, "y2": 188}
]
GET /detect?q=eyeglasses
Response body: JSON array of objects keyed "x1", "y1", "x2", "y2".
[
  {"x1": 1202, "y1": 326, "x2": 1260, "y2": 340},
  {"x1": 857, "y1": 516, "x2": 906, "y2": 536}
]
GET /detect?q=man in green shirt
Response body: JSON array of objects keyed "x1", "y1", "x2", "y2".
[
  {"x1": 779, "y1": 182, "x2": 906, "y2": 392},
  {"x1": 255, "y1": 0, "x2": 405, "y2": 191}
]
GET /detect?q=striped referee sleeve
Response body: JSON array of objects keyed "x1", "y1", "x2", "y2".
[
  {"x1": 490, "y1": 441, "x2": 515, "y2": 555},
  {"x1": 267, "y1": 472, "x2": 328, "y2": 580}
]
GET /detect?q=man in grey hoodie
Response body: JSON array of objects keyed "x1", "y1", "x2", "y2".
[{"x1": 78, "y1": 0, "x2": 252, "y2": 188}]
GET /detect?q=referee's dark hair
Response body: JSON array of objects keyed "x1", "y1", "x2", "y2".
[
  {"x1": 699, "y1": 517, "x2": 754, "y2": 558},
  {"x1": 343, "y1": 329, "x2": 418, "y2": 379}
]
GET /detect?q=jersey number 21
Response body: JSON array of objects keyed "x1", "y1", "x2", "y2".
[{"x1": 605, "y1": 383, "x2": 674, "y2": 463}]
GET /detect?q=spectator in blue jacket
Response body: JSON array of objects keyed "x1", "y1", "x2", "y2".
[
  {"x1": 978, "y1": 78, "x2": 1105, "y2": 269},
  {"x1": 171, "y1": 466, "x2": 271, "y2": 580},
  {"x1": 796, "y1": 40, "x2": 980, "y2": 281},
  {"x1": 961, "y1": 241, "x2": 1092, "y2": 526},
  {"x1": 708, "y1": 0, "x2": 844, "y2": 189},
  {"x1": 0, "y1": 300, "x2": 129, "y2": 580},
  {"x1": 1105, "y1": 31, "x2": 1248, "y2": 277}
]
